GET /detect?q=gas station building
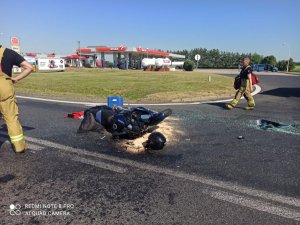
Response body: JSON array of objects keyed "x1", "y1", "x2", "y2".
[{"x1": 68, "y1": 46, "x2": 186, "y2": 69}]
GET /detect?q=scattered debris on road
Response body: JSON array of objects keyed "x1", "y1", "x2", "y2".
[{"x1": 253, "y1": 119, "x2": 300, "y2": 135}]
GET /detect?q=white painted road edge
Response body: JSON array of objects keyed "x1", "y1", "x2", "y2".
[
  {"x1": 204, "y1": 189, "x2": 300, "y2": 221},
  {"x1": 16, "y1": 85, "x2": 261, "y2": 107}
]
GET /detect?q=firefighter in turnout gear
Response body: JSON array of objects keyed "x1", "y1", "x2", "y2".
[
  {"x1": 226, "y1": 57, "x2": 255, "y2": 110},
  {"x1": 0, "y1": 45, "x2": 33, "y2": 153}
]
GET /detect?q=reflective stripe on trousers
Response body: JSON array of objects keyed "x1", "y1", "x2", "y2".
[{"x1": 10, "y1": 133, "x2": 24, "y2": 142}]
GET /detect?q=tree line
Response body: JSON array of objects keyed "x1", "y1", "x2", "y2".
[{"x1": 169, "y1": 48, "x2": 295, "y2": 71}]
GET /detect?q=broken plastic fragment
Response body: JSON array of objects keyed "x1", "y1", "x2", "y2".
[{"x1": 257, "y1": 119, "x2": 287, "y2": 130}]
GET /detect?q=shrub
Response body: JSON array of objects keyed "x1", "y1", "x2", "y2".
[{"x1": 183, "y1": 60, "x2": 195, "y2": 71}]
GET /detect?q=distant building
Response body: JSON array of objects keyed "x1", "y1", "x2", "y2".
[{"x1": 75, "y1": 45, "x2": 185, "y2": 69}]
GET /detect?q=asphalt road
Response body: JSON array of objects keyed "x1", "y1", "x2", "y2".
[{"x1": 0, "y1": 73, "x2": 299, "y2": 225}]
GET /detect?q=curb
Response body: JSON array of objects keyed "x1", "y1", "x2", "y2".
[{"x1": 16, "y1": 85, "x2": 261, "y2": 107}]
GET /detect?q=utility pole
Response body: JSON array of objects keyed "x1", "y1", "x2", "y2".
[
  {"x1": 283, "y1": 42, "x2": 291, "y2": 72},
  {"x1": 0, "y1": 33, "x2": 4, "y2": 46}
]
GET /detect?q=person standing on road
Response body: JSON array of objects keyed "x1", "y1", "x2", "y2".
[
  {"x1": 0, "y1": 45, "x2": 33, "y2": 153},
  {"x1": 226, "y1": 57, "x2": 255, "y2": 110}
]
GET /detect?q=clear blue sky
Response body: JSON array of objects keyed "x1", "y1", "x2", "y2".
[{"x1": 1, "y1": 0, "x2": 299, "y2": 61}]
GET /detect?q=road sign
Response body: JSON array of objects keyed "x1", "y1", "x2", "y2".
[
  {"x1": 10, "y1": 36, "x2": 20, "y2": 53},
  {"x1": 195, "y1": 54, "x2": 201, "y2": 61},
  {"x1": 195, "y1": 54, "x2": 201, "y2": 69}
]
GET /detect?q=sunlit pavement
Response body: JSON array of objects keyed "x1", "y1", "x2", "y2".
[{"x1": 0, "y1": 74, "x2": 299, "y2": 225}]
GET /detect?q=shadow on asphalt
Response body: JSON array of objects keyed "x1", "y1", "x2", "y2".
[
  {"x1": 260, "y1": 88, "x2": 300, "y2": 98},
  {"x1": 206, "y1": 102, "x2": 246, "y2": 110},
  {"x1": 0, "y1": 124, "x2": 36, "y2": 141},
  {"x1": 0, "y1": 124, "x2": 35, "y2": 132},
  {"x1": 206, "y1": 102, "x2": 227, "y2": 109}
]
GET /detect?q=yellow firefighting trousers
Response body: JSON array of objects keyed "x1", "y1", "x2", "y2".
[
  {"x1": 230, "y1": 78, "x2": 255, "y2": 107},
  {"x1": 0, "y1": 72, "x2": 26, "y2": 152}
]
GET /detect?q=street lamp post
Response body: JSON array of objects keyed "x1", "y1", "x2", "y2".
[
  {"x1": 78, "y1": 41, "x2": 81, "y2": 68},
  {"x1": 0, "y1": 33, "x2": 4, "y2": 46},
  {"x1": 283, "y1": 42, "x2": 291, "y2": 72}
]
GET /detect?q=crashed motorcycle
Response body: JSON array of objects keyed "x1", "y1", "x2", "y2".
[{"x1": 78, "y1": 106, "x2": 172, "y2": 150}]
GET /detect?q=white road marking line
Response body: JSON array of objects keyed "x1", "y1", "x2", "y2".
[
  {"x1": 199, "y1": 84, "x2": 261, "y2": 104},
  {"x1": 28, "y1": 143, "x2": 45, "y2": 151},
  {"x1": 3, "y1": 130, "x2": 298, "y2": 220},
  {"x1": 16, "y1": 96, "x2": 99, "y2": 106},
  {"x1": 24, "y1": 135, "x2": 300, "y2": 210},
  {"x1": 1, "y1": 131, "x2": 124, "y2": 173},
  {"x1": 71, "y1": 156, "x2": 127, "y2": 174},
  {"x1": 16, "y1": 84, "x2": 261, "y2": 106},
  {"x1": 204, "y1": 189, "x2": 300, "y2": 221}
]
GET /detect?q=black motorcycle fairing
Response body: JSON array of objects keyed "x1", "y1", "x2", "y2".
[
  {"x1": 85, "y1": 105, "x2": 112, "y2": 117},
  {"x1": 78, "y1": 105, "x2": 172, "y2": 139}
]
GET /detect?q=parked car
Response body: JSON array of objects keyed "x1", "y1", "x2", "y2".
[{"x1": 252, "y1": 64, "x2": 278, "y2": 72}]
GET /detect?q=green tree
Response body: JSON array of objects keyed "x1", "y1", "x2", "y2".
[
  {"x1": 277, "y1": 60, "x2": 287, "y2": 71},
  {"x1": 261, "y1": 55, "x2": 277, "y2": 65},
  {"x1": 277, "y1": 58, "x2": 295, "y2": 71},
  {"x1": 250, "y1": 53, "x2": 263, "y2": 64},
  {"x1": 288, "y1": 58, "x2": 295, "y2": 71},
  {"x1": 170, "y1": 48, "x2": 270, "y2": 69}
]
